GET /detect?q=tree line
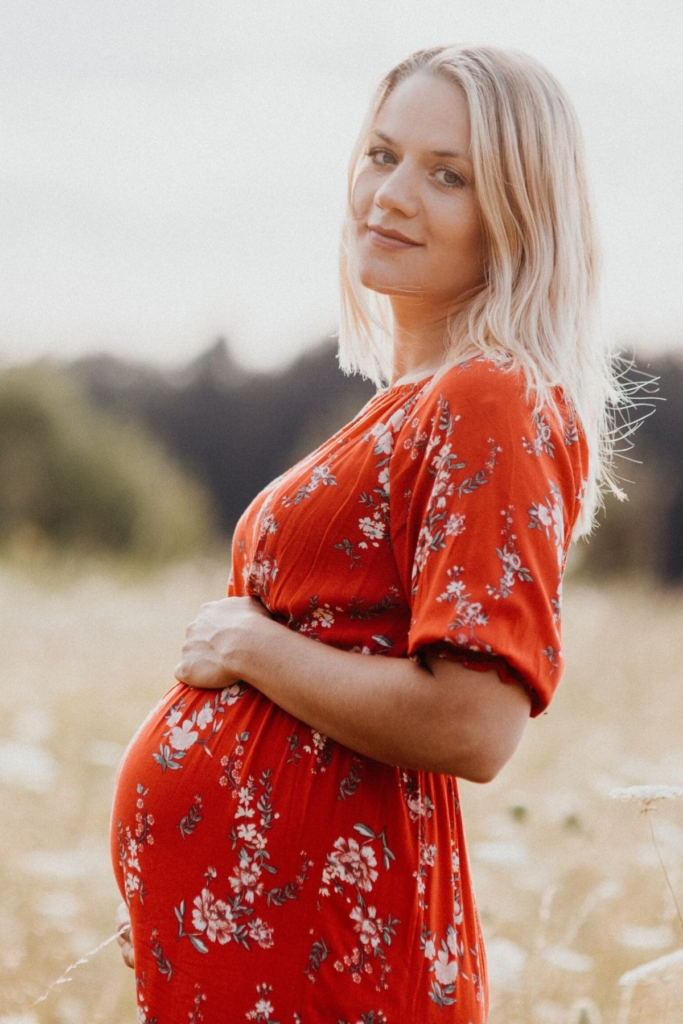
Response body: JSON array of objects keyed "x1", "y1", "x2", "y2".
[{"x1": 1, "y1": 336, "x2": 681, "y2": 582}]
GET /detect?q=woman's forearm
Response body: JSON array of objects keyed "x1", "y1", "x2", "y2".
[{"x1": 230, "y1": 615, "x2": 529, "y2": 781}]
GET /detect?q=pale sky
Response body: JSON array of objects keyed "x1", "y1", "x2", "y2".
[{"x1": 1, "y1": 0, "x2": 681, "y2": 372}]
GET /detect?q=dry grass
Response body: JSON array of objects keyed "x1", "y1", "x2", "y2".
[
  {"x1": 460, "y1": 579, "x2": 683, "y2": 1023},
  {"x1": 0, "y1": 560, "x2": 681, "y2": 1023}
]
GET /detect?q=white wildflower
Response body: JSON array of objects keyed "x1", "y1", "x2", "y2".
[{"x1": 609, "y1": 785, "x2": 683, "y2": 810}]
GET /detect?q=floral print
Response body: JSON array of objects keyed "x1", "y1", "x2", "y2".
[
  {"x1": 112, "y1": 359, "x2": 587, "y2": 1021},
  {"x1": 324, "y1": 836, "x2": 379, "y2": 891},
  {"x1": 115, "y1": 782, "x2": 153, "y2": 905},
  {"x1": 522, "y1": 411, "x2": 555, "y2": 458}
]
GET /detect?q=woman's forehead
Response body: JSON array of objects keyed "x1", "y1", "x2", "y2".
[{"x1": 370, "y1": 74, "x2": 471, "y2": 155}]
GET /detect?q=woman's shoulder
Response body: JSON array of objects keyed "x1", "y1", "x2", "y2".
[
  {"x1": 411, "y1": 356, "x2": 577, "y2": 439},
  {"x1": 396, "y1": 355, "x2": 587, "y2": 494}
]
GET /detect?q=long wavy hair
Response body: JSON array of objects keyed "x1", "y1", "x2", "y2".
[{"x1": 338, "y1": 44, "x2": 634, "y2": 537}]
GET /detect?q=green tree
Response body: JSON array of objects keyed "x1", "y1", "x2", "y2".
[{"x1": 0, "y1": 363, "x2": 216, "y2": 563}]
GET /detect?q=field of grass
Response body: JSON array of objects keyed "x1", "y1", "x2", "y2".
[{"x1": 1, "y1": 559, "x2": 681, "y2": 1023}]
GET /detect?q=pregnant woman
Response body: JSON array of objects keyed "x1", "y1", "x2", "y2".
[{"x1": 112, "y1": 44, "x2": 619, "y2": 1022}]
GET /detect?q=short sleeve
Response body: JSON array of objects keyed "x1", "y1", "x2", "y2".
[{"x1": 389, "y1": 360, "x2": 588, "y2": 716}]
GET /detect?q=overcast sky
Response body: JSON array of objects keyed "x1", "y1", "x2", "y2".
[{"x1": 1, "y1": 0, "x2": 681, "y2": 372}]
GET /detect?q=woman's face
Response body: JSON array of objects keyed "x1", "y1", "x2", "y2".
[{"x1": 351, "y1": 72, "x2": 486, "y2": 309}]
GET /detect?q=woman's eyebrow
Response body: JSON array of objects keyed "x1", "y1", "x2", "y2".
[{"x1": 370, "y1": 129, "x2": 472, "y2": 162}]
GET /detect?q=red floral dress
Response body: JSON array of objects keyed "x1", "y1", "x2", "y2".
[{"x1": 111, "y1": 358, "x2": 587, "y2": 1024}]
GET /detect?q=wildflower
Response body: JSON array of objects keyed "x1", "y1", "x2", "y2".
[
  {"x1": 609, "y1": 785, "x2": 683, "y2": 810},
  {"x1": 611, "y1": 785, "x2": 683, "y2": 931}
]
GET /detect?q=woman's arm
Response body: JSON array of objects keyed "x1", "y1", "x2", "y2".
[{"x1": 174, "y1": 597, "x2": 531, "y2": 783}]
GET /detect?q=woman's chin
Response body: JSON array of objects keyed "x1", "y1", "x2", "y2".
[{"x1": 357, "y1": 269, "x2": 423, "y2": 297}]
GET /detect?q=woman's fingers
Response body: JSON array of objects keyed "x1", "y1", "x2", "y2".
[
  {"x1": 116, "y1": 901, "x2": 134, "y2": 969},
  {"x1": 174, "y1": 597, "x2": 272, "y2": 689}
]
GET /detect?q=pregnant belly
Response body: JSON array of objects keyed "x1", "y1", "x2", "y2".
[
  {"x1": 110, "y1": 679, "x2": 400, "y2": 910},
  {"x1": 108, "y1": 682, "x2": 482, "y2": 1020}
]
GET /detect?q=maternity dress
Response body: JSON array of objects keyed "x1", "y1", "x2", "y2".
[{"x1": 111, "y1": 357, "x2": 587, "y2": 1024}]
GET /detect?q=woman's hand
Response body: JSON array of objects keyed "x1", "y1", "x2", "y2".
[
  {"x1": 174, "y1": 596, "x2": 273, "y2": 689},
  {"x1": 174, "y1": 594, "x2": 530, "y2": 779},
  {"x1": 116, "y1": 901, "x2": 134, "y2": 969}
]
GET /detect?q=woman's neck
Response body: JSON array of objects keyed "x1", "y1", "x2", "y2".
[{"x1": 389, "y1": 299, "x2": 452, "y2": 386}]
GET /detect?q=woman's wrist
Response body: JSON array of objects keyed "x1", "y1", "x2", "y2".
[{"x1": 221, "y1": 602, "x2": 283, "y2": 685}]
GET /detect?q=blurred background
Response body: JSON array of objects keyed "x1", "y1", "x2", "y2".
[{"x1": 1, "y1": 1, "x2": 682, "y2": 1022}]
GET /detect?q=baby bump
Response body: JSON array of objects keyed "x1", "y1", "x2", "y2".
[
  {"x1": 110, "y1": 680, "x2": 291, "y2": 884},
  {"x1": 109, "y1": 678, "x2": 394, "y2": 907},
  {"x1": 108, "y1": 680, "x2": 489, "y2": 1020}
]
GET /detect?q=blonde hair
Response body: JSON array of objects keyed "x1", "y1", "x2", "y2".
[{"x1": 339, "y1": 44, "x2": 631, "y2": 537}]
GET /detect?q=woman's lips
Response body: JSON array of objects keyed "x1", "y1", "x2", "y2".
[{"x1": 367, "y1": 225, "x2": 423, "y2": 250}]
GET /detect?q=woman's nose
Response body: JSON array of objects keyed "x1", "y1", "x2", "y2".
[{"x1": 373, "y1": 164, "x2": 419, "y2": 218}]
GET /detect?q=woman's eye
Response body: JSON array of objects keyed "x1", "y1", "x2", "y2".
[
  {"x1": 435, "y1": 167, "x2": 466, "y2": 188},
  {"x1": 367, "y1": 148, "x2": 395, "y2": 167}
]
